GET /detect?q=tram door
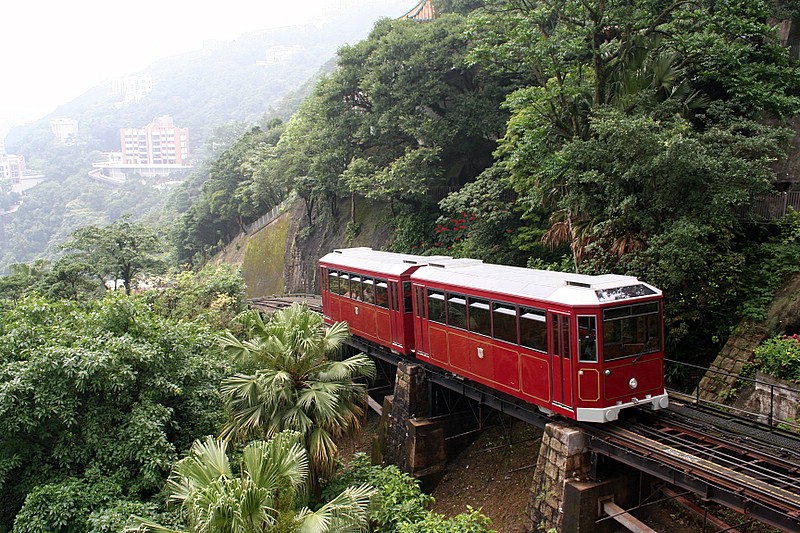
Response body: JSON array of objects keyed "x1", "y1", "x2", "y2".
[
  {"x1": 549, "y1": 312, "x2": 574, "y2": 408},
  {"x1": 388, "y1": 281, "x2": 404, "y2": 347}
]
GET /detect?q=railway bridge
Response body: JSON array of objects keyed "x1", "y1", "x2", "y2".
[{"x1": 251, "y1": 295, "x2": 800, "y2": 533}]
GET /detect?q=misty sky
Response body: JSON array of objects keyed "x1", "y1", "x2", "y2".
[{"x1": 0, "y1": 0, "x2": 406, "y2": 139}]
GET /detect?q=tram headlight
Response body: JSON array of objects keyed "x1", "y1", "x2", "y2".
[{"x1": 629, "y1": 378, "x2": 639, "y2": 390}]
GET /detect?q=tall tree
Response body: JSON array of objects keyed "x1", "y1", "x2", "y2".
[
  {"x1": 278, "y1": 13, "x2": 509, "y2": 224},
  {"x1": 467, "y1": 0, "x2": 800, "y2": 355},
  {"x1": 61, "y1": 217, "x2": 164, "y2": 294},
  {"x1": 218, "y1": 303, "x2": 375, "y2": 487}
]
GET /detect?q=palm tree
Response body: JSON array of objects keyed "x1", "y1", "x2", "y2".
[
  {"x1": 218, "y1": 303, "x2": 375, "y2": 486},
  {"x1": 127, "y1": 431, "x2": 374, "y2": 533}
]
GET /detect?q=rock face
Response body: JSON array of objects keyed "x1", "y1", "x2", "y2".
[
  {"x1": 698, "y1": 273, "x2": 800, "y2": 406},
  {"x1": 220, "y1": 198, "x2": 393, "y2": 298},
  {"x1": 734, "y1": 372, "x2": 800, "y2": 428}
]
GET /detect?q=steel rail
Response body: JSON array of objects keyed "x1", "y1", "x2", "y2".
[
  {"x1": 585, "y1": 422, "x2": 800, "y2": 533},
  {"x1": 629, "y1": 418, "x2": 800, "y2": 493}
]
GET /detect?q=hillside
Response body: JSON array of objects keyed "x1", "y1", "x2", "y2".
[{"x1": 0, "y1": 7, "x2": 397, "y2": 271}]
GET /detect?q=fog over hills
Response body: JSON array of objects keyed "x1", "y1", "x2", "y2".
[{"x1": 0, "y1": 3, "x2": 401, "y2": 270}]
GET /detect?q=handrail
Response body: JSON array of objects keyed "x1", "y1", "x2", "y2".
[{"x1": 665, "y1": 358, "x2": 800, "y2": 432}]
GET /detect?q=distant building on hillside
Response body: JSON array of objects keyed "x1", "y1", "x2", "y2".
[
  {"x1": 0, "y1": 153, "x2": 25, "y2": 180},
  {"x1": 1, "y1": 153, "x2": 46, "y2": 194},
  {"x1": 401, "y1": 0, "x2": 435, "y2": 20},
  {"x1": 91, "y1": 116, "x2": 192, "y2": 185},
  {"x1": 121, "y1": 115, "x2": 190, "y2": 165},
  {"x1": 111, "y1": 74, "x2": 154, "y2": 107},
  {"x1": 50, "y1": 118, "x2": 78, "y2": 144}
]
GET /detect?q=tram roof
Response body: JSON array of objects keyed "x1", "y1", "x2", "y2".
[
  {"x1": 319, "y1": 248, "x2": 453, "y2": 277},
  {"x1": 412, "y1": 258, "x2": 661, "y2": 306}
]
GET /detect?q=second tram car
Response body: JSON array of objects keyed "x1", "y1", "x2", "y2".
[{"x1": 320, "y1": 248, "x2": 668, "y2": 422}]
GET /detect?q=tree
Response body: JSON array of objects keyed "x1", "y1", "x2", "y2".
[
  {"x1": 127, "y1": 432, "x2": 375, "y2": 533},
  {"x1": 0, "y1": 293, "x2": 232, "y2": 530},
  {"x1": 61, "y1": 217, "x2": 164, "y2": 294},
  {"x1": 218, "y1": 303, "x2": 375, "y2": 487},
  {"x1": 277, "y1": 13, "x2": 509, "y2": 225},
  {"x1": 466, "y1": 0, "x2": 800, "y2": 356}
]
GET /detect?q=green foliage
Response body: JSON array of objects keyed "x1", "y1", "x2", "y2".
[
  {"x1": 471, "y1": 0, "x2": 799, "y2": 357},
  {"x1": 149, "y1": 264, "x2": 247, "y2": 328},
  {"x1": 61, "y1": 216, "x2": 165, "y2": 294},
  {"x1": 172, "y1": 124, "x2": 289, "y2": 266},
  {"x1": 324, "y1": 454, "x2": 493, "y2": 532},
  {"x1": 277, "y1": 12, "x2": 508, "y2": 227},
  {"x1": 433, "y1": 166, "x2": 524, "y2": 264},
  {"x1": 322, "y1": 453, "x2": 433, "y2": 532},
  {"x1": 12, "y1": 477, "x2": 163, "y2": 533},
  {"x1": 396, "y1": 507, "x2": 493, "y2": 533},
  {"x1": 752, "y1": 334, "x2": 800, "y2": 383},
  {"x1": 738, "y1": 209, "x2": 800, "y2": 321},
  {"x1": 127, "y1": 432, "x2": 375, "y2": 533},
  {"x1": 0, "y1": 293, "x2": 232, "y2": 530},
  {"x1": 434, "y1": 0, "x2": 485, "y2": 15},
  {"x1": 387, "y1": 210, "x2": 439, "y2": 254},
  {"x1": 218, "y1": 304, "x2": 375, "y2": 487}
]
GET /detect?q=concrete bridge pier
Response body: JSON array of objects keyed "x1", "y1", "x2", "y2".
[
  {"x1": 528, "y1": 422, "x2": 655, "y2": 533},
  {"x1": 375, "y1": 361, "x2": 447, "y2": 477}
]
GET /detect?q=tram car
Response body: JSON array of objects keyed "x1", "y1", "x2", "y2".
[{"x1": 319, "y1": 247, "x2": 668, "y2": 423}]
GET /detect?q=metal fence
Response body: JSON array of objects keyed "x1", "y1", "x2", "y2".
[
  {"x1": 750, "y1": 192, "x2": 800, "y2": 220},
  {"x1": 245, "y1": 202, "x2": 286, "y2": 234},
  {"x1": 665, "y1": 358, "x2": 800, "y2": 432}
]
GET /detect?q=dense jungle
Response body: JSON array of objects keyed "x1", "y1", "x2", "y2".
[{"x1": 2, "y1": 1, "x2": 800, "y2": 531}]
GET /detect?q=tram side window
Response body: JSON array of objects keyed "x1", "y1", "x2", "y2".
[
  {"x1": 362, "y1": 277, "x2": 375, "y2": 303},
  {"x1": 428, "y1": 290, "x2": 446, "y2": 324},
  {"x1": 349, "y1": 276, "x2": 363, "y2": 300},
  {"x1": 375, "y1": 280, "x2": 389, "y2": 308},
  {"x1": 520, "y1": 307, "x2": 547, "y2": 352},
  {"x1": 468, "y1": 297, "x2": 491, "y2": 337},
  {"x1": 448, "y1": 293, "x2": 467, "y2": 330},
  {"x1": 403, "y1": 282, "x2": 413, "y2": 313},
  {"x1": 325, "y1": 270, "x2": 335, "y2": 293},
  {"x1": 602, "y1": 302, "x2": 661, "y2": 360},
  {"x1": 492, "y1": 302, "x2": 518, "y2": 344},
  {"x1": 337, "y1": 273, "x2": 350, "y2": 296},
  {"x1": 578, "y1": 316, "x2": 598, "y2": 362}
]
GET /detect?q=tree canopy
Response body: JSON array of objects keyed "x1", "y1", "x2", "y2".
[{"x1": 0, "y1": 293, "x2": 233, "y2": 531}]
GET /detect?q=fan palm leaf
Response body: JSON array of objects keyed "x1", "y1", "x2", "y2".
[
  {"x1": 218, "y1": 303, "x2": 374, "y2": 486},
  {"x1": 127, "y1": 430, "x2": 373, "y2": 533}
]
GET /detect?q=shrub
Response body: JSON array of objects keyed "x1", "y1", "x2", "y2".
[
  {"x1": 752, "y1": 334, "x2": 800, "y2": 383},
  {"x1": 322, "y1": 453, "x2": 432, "y2": 532}
]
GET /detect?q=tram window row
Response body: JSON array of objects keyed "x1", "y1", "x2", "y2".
[{"x1": 419, "y1": 288, "x2": 660, "y2": 364}]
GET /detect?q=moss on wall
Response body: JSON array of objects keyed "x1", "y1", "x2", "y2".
[{"x1": 241, "y1": 214, "x2": 290, "y2": 298}]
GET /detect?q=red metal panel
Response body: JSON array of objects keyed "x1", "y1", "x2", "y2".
[
  {"x1": 520, "y1": 353, "x2": 550, "y2": 403},
  {"x1": 604, "y1": 357, "x2": 663, "y2": 401},
  {"x1": 491, "y1": 343, "x2": 519, "y2": 390},
  {"x1": 376, "y1": 308, "x2": 391, "y2": 345},
  {"x1": 577, "y1": 367, "x2": 601, "y2": 404},
  {"x1": 429, "y1": 324, "x2": 449, "y2": 364},
  {"x1": 470, "y1": 337, "x2": 495, "y2": 383},
  {"x1": 448, "y1": 331, "x2": 471, "y2": 374}
]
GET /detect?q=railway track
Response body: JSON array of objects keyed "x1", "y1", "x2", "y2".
[
  {"x1": 585, "y1": 409, "x2": 800, "y2": 532},
  {"x1": 248, "y1": 294, "x2": 322, "y2": 313}
]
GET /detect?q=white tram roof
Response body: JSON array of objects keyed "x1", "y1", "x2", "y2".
[
  {"x1": 320, "y1": 248, "x2": 453, "y2": 277},
  {"x1": 412, "y1": 258, "x2": 661, "y2": 306}
]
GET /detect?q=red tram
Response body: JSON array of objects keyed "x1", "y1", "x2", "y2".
[{"x1": 319, "y1": 248, "x2": 668, "y2": 423}]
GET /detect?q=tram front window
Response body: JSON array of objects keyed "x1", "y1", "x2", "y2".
[{"x1": 602, "y1": 302, "x2": 661, "y2": 360}]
